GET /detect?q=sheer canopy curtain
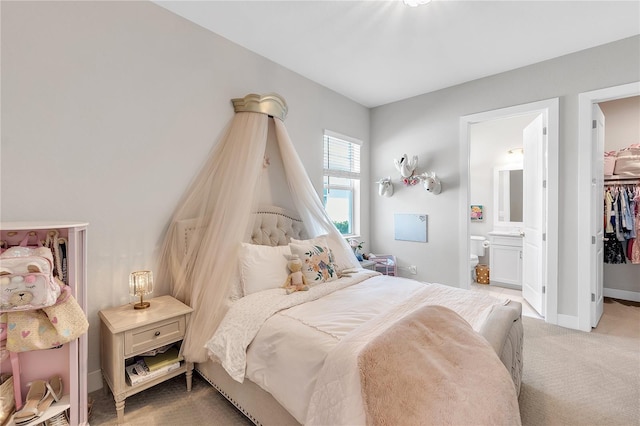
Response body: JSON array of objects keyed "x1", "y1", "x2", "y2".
[
  {"x1": 158, "y1": 94, "x2": 359, "y2": 362},
  {"x1": 158, "y1": 112, "x2": 268, "y2": 362},
  {"x1": 274, "y1": 119, "x2": 360, "y2": 268}
]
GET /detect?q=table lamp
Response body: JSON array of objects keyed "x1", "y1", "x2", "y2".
[{"x1": 129, "y1": 270, "x2": 153, "y2": 309}]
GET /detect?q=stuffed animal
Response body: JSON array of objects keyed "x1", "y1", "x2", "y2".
[
  {"x1": 283, "y1": 255, "x2": 309, "y2": 294},
  {"x1": 394, "y1": 154, "x2": 418, "y2": 178}
]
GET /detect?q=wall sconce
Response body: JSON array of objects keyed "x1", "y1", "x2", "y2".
[
  {"x1": 375, "y1": 176, "x2": 394, "y2": 197},
  {"x1": 393, "y1": 154, "x2": 442, "y2": 195},
  {"x1": 507, "y1": 147, "x2": 524, "y2": 167},
  {"x1": 129, "y1": 270, "x2": 153, "y2": 309},
  {"x1": 507, "y1": 147, "x2": 524, "y2": 155}
]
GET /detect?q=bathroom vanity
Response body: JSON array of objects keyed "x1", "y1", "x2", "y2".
[
  {"x1": 489, "y1": 231, "x2": 523, "y2": 289},
  {"x1": 489, "y1": 164, "x2": 524, "y2": 289}
]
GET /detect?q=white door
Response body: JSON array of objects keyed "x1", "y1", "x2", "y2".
[
  {"x1": 591, "y1": 104, "x2": 605, "y2": 327},
  {"x1": 522, "y1": 114, "x2": 545, "y2": 316}
]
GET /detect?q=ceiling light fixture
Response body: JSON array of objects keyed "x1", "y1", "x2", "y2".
[{"x1": 403, "y1": 0, "x2": 432, "y2": 7}]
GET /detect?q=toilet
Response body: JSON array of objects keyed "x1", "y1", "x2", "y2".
[{"x1": 470, "y1": 235, "x2": 488, "y2": 281}]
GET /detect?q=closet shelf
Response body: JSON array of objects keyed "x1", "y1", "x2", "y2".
[{"x1": 604, "y1": 176, "x2": 640, "y2": 185}]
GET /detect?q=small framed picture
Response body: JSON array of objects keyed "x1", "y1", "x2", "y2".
[{"x1": 470, "y1": 205, "x2": 484, "y2": 221}]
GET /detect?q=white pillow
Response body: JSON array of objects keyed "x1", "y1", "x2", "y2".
[
  {"x1": 238, "y1": 243, "x2": 291, "y2": 296},
  {"x1": 290, "y1": 234, "x2": 359, "y2": 272},
  {"x1": 289, "y1": 238, "x2": 339, "y2": 285}
]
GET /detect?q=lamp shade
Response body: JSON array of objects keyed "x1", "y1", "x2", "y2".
[{"x1": 129, "y1": 270, "x2": 153, "y2": 309}]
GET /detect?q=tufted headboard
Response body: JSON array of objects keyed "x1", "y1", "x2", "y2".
[
  {"x1": 249, "y1": 206, "x2": 307, "y2": 246},
  {"x1": 176, "y1": 205, "x2": 307, "y2": 259}
]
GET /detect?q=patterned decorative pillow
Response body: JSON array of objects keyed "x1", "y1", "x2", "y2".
[
  {"x1": 290, "y1": 234, "x2": 359, "y2": 272},
  {"x1": 289, "y1": 240, "x2": 338, "y2": 284}
]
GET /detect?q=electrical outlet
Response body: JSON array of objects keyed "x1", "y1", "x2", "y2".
[{"x1": 409, "y1": 265, "x2": 417, "y2": 275}]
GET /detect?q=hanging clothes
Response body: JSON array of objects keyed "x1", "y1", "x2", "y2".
[
  {"x1": 604, "y1": 183, "x2": 640, "y2": 264},
  {"x1": 605, "y1": 189, "x2": 614, "y2": 233},
  {"x1": 631, "y1": 186, "x2": 640, "y2": 264},
  {"x1": 604, "y1": 232, "x2": 627, "y2": 264}
]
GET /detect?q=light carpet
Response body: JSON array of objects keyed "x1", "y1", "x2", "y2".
[
  {"x1": 519, "y1": 314, "x2": 639, "y2": 426},
  {"x1": 90, "y1": 309, "x2": 640, "y2": 425},
  {"x1": 89, "y1": 374, "x2": 252, "y2": 426}
]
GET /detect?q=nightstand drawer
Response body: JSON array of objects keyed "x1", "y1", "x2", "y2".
[{"x1": 124, "y1": 316, "x2": 185, "y2": 356}]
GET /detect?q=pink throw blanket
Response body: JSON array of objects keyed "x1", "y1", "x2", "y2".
[{"x1": 358, "y1": 305, "x2": 521, "y2": 426}]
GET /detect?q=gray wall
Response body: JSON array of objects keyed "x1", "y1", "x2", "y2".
[
  {"x1": 370, "y1": 35, "x2": 640, "y2": 316},
  {"x1": 1, "y1": 1, "x2": 370, "y2": 391}
]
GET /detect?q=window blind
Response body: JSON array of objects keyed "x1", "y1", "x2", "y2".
[{"x1": 323, "y1": 133, "x2": 361, "y2": 180}]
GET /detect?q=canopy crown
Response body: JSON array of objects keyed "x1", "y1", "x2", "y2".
[{"x1": 231, "y1": 93, "x2": 288, "y2": 120}]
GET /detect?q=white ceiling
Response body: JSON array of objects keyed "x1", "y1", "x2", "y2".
[{"x1": 153, "y1": 1, "x2": 640, "y2": 108}]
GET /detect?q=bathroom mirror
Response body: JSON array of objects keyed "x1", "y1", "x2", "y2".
[{"x1": 494, "y1": 165, "x2": 523, "y2": 227}]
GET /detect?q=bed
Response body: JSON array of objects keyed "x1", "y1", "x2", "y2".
[{"x1": 177, "y1": 206, "x2": 523, "y2": 426}]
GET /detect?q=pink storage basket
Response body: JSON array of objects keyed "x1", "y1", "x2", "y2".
[
  {"x1": 604, "y1": 151, "x2": 616, "y2": 176},
  {"x1": 613, "y1": 145, "x2": 640, "y2": 176}
]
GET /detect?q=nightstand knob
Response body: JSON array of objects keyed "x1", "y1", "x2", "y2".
[{"x1": 154, "y1": 331, "x2": 161, "y2": 337}]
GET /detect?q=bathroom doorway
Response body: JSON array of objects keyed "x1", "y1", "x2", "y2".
[{"x1": 459, "y1": 99, "x2": 559, "y2": 322}]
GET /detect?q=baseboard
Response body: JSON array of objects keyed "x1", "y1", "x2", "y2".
[
  {"x1": 88, "y1": 369, "x2": 103, "y2": 393},
  {"x1": 604, "y1": 288, "x2": 640, "y2": 302},
  {"x1": 489, "y1": 282, "x2": 522, "y2": 291},
  {"x1": 556, "y1": 314, "x2": 580, "y2": 330}
]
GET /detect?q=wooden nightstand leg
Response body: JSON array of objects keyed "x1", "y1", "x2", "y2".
[
  {"x1": 185, "y1": 362, "x2": 194, "y2": 391},
  {"x1": 114, "y1": 394, "x2": 126, "y2": 424}
]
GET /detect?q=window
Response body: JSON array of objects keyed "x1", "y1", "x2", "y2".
[{"x1": 323, "y1": 130, "x2": 361, "y2": 236}]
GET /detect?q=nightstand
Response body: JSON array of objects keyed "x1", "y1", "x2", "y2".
[{"x1": 99, "y1": 295, "x2": 194, "y2": 424}]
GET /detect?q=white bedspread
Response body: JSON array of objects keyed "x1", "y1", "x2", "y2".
[
  {"x1": 205, "y1": 269, "x2": 379, "y2": 381},
  {"x1": 206, "y1": 273, "x2": 509, "y2": 424}
]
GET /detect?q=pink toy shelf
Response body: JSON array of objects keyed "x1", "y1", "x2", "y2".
[
  {"x1": 371, "y1": 254, "x2": 396, "y2": 276},
  {"x1": 0, "y1": 222, "x2": 89, "y2": 426}
]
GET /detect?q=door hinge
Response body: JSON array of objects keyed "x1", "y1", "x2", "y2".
[
  {"x1": 543, "y1": 127, "x2": 547, "y2": 136},
  {"x1": 592, "y1": 120, "x2": 597, "y2": 129},
  {"x1": 543, "y1": 286, "x2": 546, "y2": 294},
  {"x1": 592, "y1": 236, "x2": 596, "y2": 244},
  {"x1": 543, "y1": 180, "x2": 547, "y2": 188},
  {"x1": 542, "y1": 233, "x2": 547, "y2": 241},
  {"x1": 591, "y1": 293, "x2": 595, "y2": 302}
]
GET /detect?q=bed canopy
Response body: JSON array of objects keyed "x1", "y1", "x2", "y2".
[{"x1": 157, "y1": 93, "x2": 359, "y2": 363}]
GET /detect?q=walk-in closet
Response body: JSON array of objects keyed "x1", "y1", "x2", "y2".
[{"x1": 598, "y1": 96, "x2": 640, "y2": 328}]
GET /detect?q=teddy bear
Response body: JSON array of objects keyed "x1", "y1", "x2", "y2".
[{"x1": 282, "y1": 255, "x2": 309, "y2": 294}]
